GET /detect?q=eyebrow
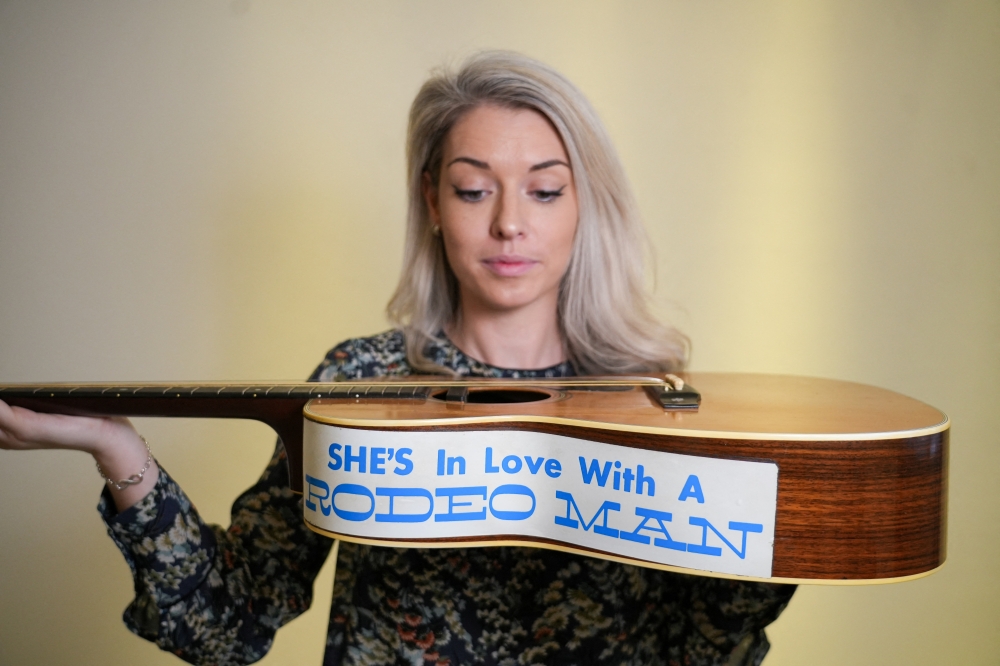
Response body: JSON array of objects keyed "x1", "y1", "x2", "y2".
[
  {"x1": 446, "y1": 157, "x2": 571, "y2": 172},
  {"x1": 447, "y1": 157, "x2": 489, "y2": 169},
  {"x1": 529, "y1": 159, "x2": 570, "y2": 172}
]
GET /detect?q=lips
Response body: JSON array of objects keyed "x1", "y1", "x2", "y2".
[{"x1": 481, "y1": 254, "x2": 539, "y2": 277}]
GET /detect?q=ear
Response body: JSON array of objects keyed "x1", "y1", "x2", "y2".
[{"x1": 422, "y1": 171, "x2": 441, "y2": 226}]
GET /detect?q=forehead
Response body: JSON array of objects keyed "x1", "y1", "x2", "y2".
[{"x1": 443, "y1": 105, "x2": 569, "y2": 165}]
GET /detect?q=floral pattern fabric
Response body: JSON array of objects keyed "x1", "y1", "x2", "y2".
[{"x1": 100, "y1": 329, "x2": 795, "y2": 666}]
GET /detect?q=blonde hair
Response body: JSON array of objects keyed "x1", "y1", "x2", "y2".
[{"x1": 387, "y1": 51, "x2": 688, "y2": 375}]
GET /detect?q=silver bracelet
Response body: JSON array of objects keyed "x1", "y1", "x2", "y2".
[{"x1": 95, "y1": 436, "x2": 154, "y2": 491}]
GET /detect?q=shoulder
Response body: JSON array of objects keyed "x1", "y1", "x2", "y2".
[{"x1": 310, "y1": 329, "x2": 411, "y2": 381}]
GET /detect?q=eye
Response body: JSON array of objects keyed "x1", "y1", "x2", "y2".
[
  {"x1": 453, "y1": 187, "x2": 488, "y2": 202},
  {"x1": 531, "y1": 186, "x2": 566, "y2": 203}
]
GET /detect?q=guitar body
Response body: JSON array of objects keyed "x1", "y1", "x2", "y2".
[{"x1": 0, "y1": 372, "x2": 948, "y2": 584}]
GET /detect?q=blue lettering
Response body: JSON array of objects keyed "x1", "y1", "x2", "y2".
[
  {"x1": 553, "y1": 490, "x2": 620, "y2": 537},
  {"x1": 525, "y1": 456, "x2": 544, "y2": 474},
  {"x1": 489, "y1": 484, "x2": 536, "y2": 520},
  {"x1": 678, "y1": 474, "x2": 704, "y2": 503},
  {"x1": 375, "y1": 487, "x2": 432, "y2": 522},
  {"x1": 331, "y1": 483, "x2": 374, "y2": 521},
  {"x1": 437, "y1": 449, "x2": 445, "y2": 476},
  {"x1": 687, "y1": 517, "x2": 763, "y2": 559},
  {"x1": 485, "y1": 447, "x2": 500, "y2": 473},
  {"x1": 578, "y1": 458, "x2": 612, "y2": 486},
  {"x1": 435, "y1": 486, "x2": 487, "y2": 522},
  {"x1": 501, "y1": 455, "x2": 522, "y2": 474},
  {"x1": 544, "y1": 458, "x2": 562, "y2": 478},
  {"x1": 393, "y1": 448, "x2": 414, "y2": 475},
  {"x1": 343, "y1": 445, "x2": 366, "y2": 473},
  {"x1": 619, "y1": 507, "x2": 687, "y2": 551},
  {"x1": 636, "y1": 465, "x2": 655, "y2": 497},
  {"x1": 447, "y1": 455, "x2": 466, "y2": 475},
  {"x1": 304, "y1": 475, "x2": 331, "y2": 516},
  {"x1": 370, "y1": 448, "x2": 387, "y2": 474},
  {"x1": 623, "y1": 467, "x2": 635, "y2": 492},
  {"x1": 327, "y1": 443, "x2": 343, "y2": 471}
]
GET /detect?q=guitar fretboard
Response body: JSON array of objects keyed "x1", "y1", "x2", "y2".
[
  {"x1": 0, "y1": 377, "x2": 701, "y2": 409},
  {"x1": 0, "y1": 383, "x2": 431, "y2": 400}
]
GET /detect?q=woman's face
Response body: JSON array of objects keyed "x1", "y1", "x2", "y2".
[{"x1": 425, "y1": 104, "x2": 579, "y2": 319}]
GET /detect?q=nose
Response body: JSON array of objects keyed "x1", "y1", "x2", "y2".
[{"x1": 490, "y1": 187, "x2": 525, "y2": 240}]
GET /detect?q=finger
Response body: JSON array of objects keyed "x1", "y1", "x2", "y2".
[
  {"x1": 0, "y1": 399, "x2": 31, "y2": 448},
  {"x1": 0, "y1": 399, "x2": 127, "y2": 452}
]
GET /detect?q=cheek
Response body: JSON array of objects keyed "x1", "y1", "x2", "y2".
[
  {"x1": 547, "y1": 207, "x2": 579, "y2": 268},
  {"x1": 438, "y1": 193, "x2": 486, "y2": 238},
  {"x1": 440, "y1": 230, "x2": 482, "y2": 283}
]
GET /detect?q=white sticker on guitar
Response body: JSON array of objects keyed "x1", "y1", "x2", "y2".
[{"x1": 302, "y1": 423, "x2": 778, "y2": 578}]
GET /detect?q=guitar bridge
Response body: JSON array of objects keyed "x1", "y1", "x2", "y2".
[{"x1": 646, "y1": 383, "x2": 701, "y2": 409}]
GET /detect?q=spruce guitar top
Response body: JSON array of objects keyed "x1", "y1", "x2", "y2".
[{"x1": 0, "y1": 373, "x2": 948, "y2": 584}]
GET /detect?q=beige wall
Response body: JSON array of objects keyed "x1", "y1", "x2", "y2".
[{"x1": 1, "y1": 1, "x2": 997, "y2": 664}]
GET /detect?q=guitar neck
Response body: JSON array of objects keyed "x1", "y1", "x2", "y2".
[
  {"x1": 0, "y1": 381, "x2": 431, "y2": 412},
  {"x1": 0, "y1": 377, "x2": 701, "y2": 494},
  {"x1": 0, "y1": 375, "x2": 696, "y2": 418},
  {"x1": 0, "y1": 382, "x2": 340, "y2": 491}
]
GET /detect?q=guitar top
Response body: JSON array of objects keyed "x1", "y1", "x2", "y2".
[{"x1": 302, "y1": 372, "x2": 948, "y2": 440}]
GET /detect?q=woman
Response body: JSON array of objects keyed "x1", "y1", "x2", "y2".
[{"x1": 0, "y1": 51, "x2": 794, "y2": 665}]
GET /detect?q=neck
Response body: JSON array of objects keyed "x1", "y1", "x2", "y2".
[{"x1": 446, "y1": 297, "x2": 567, "y2": 370}]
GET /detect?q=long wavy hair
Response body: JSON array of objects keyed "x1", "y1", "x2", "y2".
[{"x1": 387, "y1": 51, "x2": 688, "y2": 375}]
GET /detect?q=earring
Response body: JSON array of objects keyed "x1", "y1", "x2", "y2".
[{"x1": 431, "y1": 225, "x2": 441, "y2": 236}]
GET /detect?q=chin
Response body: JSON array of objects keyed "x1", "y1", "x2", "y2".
[{"x1": 480, "y1": 290, "x2": 549, "y2": 313}]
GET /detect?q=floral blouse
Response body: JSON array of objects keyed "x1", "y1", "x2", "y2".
[{"x1": 100, "y1": 330, "x2": 795, "y2": 666}]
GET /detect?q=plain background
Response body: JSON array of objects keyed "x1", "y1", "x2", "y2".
[{"x1": 0, "y1": 1, "x2": 997, "y2": 664}]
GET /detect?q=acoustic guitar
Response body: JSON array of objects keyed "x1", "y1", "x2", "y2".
[{"x1": 0, "y1": 373, "x2": 947, "y2": 585}]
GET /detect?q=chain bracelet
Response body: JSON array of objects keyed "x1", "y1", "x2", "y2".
[{"x1": 95, "y1": 435, "x2": 154, "y2": 491}]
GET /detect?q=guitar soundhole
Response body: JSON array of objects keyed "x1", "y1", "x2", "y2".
[
  {"x1": 432, "y1": 388, "x2": 552, "y2": 404},
  {"x1": 468, "y1": 389, "x2": 549, "y2": 404}
]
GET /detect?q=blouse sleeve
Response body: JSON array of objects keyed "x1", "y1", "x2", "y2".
[
  {"x1": 94, "y1": 337, "x2": 391, "y2": 664},
  {"x1": 99, "y1": 440, "x2": 333, "y2": 665}
]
